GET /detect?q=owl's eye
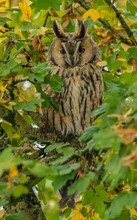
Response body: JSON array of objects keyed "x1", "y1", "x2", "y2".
[
  {"x1": 79, "y1": 47, "x2": 85, "y2": 54},
  {"x1": 60, "y1": 48, "x2": 65, "y2": 54}
]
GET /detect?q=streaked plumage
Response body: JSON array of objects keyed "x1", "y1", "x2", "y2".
[{"x1": 44, "y1": 20, "x2": 104, "y2": 136}]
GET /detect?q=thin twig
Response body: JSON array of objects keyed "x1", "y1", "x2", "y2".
[
  {"x1": 98, "y1": 18, "x2": 133, "y2": 46},
  {"x1": 43, "y1": 12, "x2": 49, "y2": 27},
  {"x1": 77, "y1": 0, "x2": 136, "y2": 46},
  {"x1": 104, "y1": 0, "x2": 137, "y2": 46}
]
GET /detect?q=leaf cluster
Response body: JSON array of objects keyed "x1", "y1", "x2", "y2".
[{"x1": 0, "y1": 0, "x2": 137, "y2": 220}]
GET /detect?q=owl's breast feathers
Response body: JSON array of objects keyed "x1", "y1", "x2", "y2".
[{"x1": 43, "y1": 63, "x2": 104, "y2": 136}]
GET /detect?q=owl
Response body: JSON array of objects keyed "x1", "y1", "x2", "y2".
[{"x1": 44, "y1": 20, "x2": 104, "y2": 136}]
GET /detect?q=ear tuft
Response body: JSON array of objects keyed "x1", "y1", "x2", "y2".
[
  {"x1": 75, "y1": 20, "x2": 87, "y2": 38},
  {"x1": 53, "y1": 20, "x2": 66, "y2": 38}
]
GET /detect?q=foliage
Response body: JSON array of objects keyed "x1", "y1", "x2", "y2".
[{"x1": 0, "y1": 0, "x2": 137, "y2": 219}]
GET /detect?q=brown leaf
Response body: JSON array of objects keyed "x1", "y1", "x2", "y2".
[
  {"x1": 114, "y1": 128, "x2": 137, "y2": 145},
  {"x1": 122, "y1": 150, "x2": 137, "y2": 166}
]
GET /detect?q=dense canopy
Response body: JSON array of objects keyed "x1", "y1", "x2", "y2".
[{"x1": 0, "y1": 0, "x2": 137, "y2": 219}]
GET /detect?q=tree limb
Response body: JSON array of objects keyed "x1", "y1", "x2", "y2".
[
  {"x1": 104, "y1": 0, "x2": 137, "y2": 46},
  {"x1": 76, "y1": 0, "x2": 136, "y2": 46},
  {"x1": 98, "y1": 18, "x2": 133, "y2": 46}
]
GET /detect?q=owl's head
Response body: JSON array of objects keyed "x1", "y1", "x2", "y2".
[{"x1": 48, "y1": 20, "x2": 96, "y2": 68}]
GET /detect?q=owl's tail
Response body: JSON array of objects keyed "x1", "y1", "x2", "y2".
[{"x1": 58, "y1": 176, "x2": 79, "y2": 209}]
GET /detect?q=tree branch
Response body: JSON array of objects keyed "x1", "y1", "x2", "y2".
[
  {"x1": 76, "y1": 0, "x2": 136, "y2": 46},
  {"x1": 98, "y1": 18, "x2": 133, "y2": 46},
  {"x1": 104, "y1": 0, "x2": 137, "y2": 46}
]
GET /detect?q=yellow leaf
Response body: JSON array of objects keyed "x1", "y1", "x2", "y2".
[
  {"x1": 72, "y1": 203, "x2": 86, "y2": 220},
  {"x1": 12, "y1": 133, "x2": 21, "y2": 140},
  {"x1": 131, "y1": 208, "x2": 137, "y2": 217},
  {"x1": 97, "y1": 60, "x2": 107, "y2": 67},
  {"x1": 83, "y1": 9, "x2": 100, "y2": 22},
  {"x1": 121, "y1": 43, "x2": 132, "y2": 52},
  {"x1": 14, "y1": 27, "x2": 25, "y2": 40},
  {"x1": 0, "y1": 26, "x2": 6, "y2": 32},
  {"x1": 117, "y1": 57, "x2": 127, "y2": 61},
  {"x1": 10, "y1": 166, "x2": 18, "y2": 178},
  {"x1": 0, "y1": 209, "x2": 5, "y2": 218},
  {"x1": 92, "y1": 213, "x2": 102, "y2": 220},
  {"x1": 0, "y1": 0, "x2": 9, "y2": 12},
  {"x1": 19, "y1": 0, "x2": 32, "y2": 22}
]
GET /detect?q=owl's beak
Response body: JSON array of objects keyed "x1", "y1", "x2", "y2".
[
  {"x1": 65, "y1": 55, "x2": 78, "y2": 67},
  {"x1": 68, "y1": 56, "x2": 78, "y2": 67},
  {"x1": 70, "y1": 57, "x2": 75, "y2": 66}
]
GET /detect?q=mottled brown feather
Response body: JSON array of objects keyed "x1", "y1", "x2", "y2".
[{"x1": 43, "y1": 21, "x2": 104, "y2": 136}]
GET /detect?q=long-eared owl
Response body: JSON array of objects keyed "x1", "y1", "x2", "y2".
[{"x1": 44, "y1": 20, "x2": 104, "y2": 136}]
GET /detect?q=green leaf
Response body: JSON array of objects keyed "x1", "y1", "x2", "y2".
[
  {"x1": 31, "y1": 62, "x2": 51, "y2": 73},
  {"x1": 80, "y1": 125, "x2": 99, "y2": 142},
  {"x1": 115, "y1": 209, "x2": 131, "y2": 220},
  {"x1": 105, "y1": 191, "x2": 137, "y2": 220},
  {"x1": 32, "y1": 0, "x2": 61, "y2": 11},
  {"x1": 59, "y1": 163, "x2": 80, "y2": 175},
  {"x1": 0, "y1": 149, "x2": 15, "y2": 176},
  {"x1": 7, "y1": 59, "x2": 17, "y2": 70},
  {"x1": 44, "y1": 143, "x2": 67, "y2": 153},
  {"x1": 0, "y1": 199, "x2": 9, "y2": 206},
  {"x1": 35, "y1": 85, "x2": 51, "y2": 107},
  {"x1": 23, "y1": 161, "x2": 57, "y2": 178},
  {"x1": 91, "y1": 103, "x2": 109, "y2": 118},
  {"x1": 12, "y1": 185, "x2": 28, "y2": 198},
  {"x1": 127, "y1": 82, "x2": 137, "y2": 95},
  {"x1": 68, "y1": 172, "x2": 97, "y2": 195},
  {"x1": 93, "y1": 128, "x2": 123, "y2": 150},
  {"x1": 53, "y1": 172, "x2": 75, "y2": 191},
  {"x1": 14, "y1": 98, "x2": 44, "y2": 111},
  {"x1": 43, "y1": 73, "x2": 63, "y2": 92},
  {"x1": 126, "y1": 0, "x2": 137, "y2": 16},
  {"x1": 5, "y1": 213, "x2": 25, "y2": 220},
  {"x1": 21, "y1": 22, "x2": 38, "y2": 31},
  {"x1": 127, "y1": 48, "x2": 137, "y2": 60},
  {"x1": 83, "y1": 187, "x2": 106, "y2": 217},
  {"x1": 1, "y1": 121, "x2": 20, "y2": 142},
  {"x1": 94, "y1": 185, "x2": 110, "y2": 203},
  {"x1": 82, "y1": 188, "x2": 95, "y2": 205},
  {"x1": 0, "y1": 63, "x2": 10, "y2": 76},
  {"x1": 21, "y1": 114, "x2": 35, "y2": 125},
  {"x1": 51, "y1": 147, "x2": 74, "y2": 165},
  {"x1": 49, "y1": 75, "x2": 63, "y2": 92},
  {"x1": 29, "y1": 72, "x2": 45, "y2": 82},
  {"x1": 93, "y1": 196, "x2": 106, "y2": 217}
]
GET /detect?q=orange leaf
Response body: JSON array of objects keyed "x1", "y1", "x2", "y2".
[
  {"x1": 83, "y1": 9, "x2": 100, "y2": 22},
  {"x1": 123, "y1": 150, "x2": 137, "y2": 166},
  {"x1": 114, "y1": 128, "x2": 137, "y2": 145}
]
